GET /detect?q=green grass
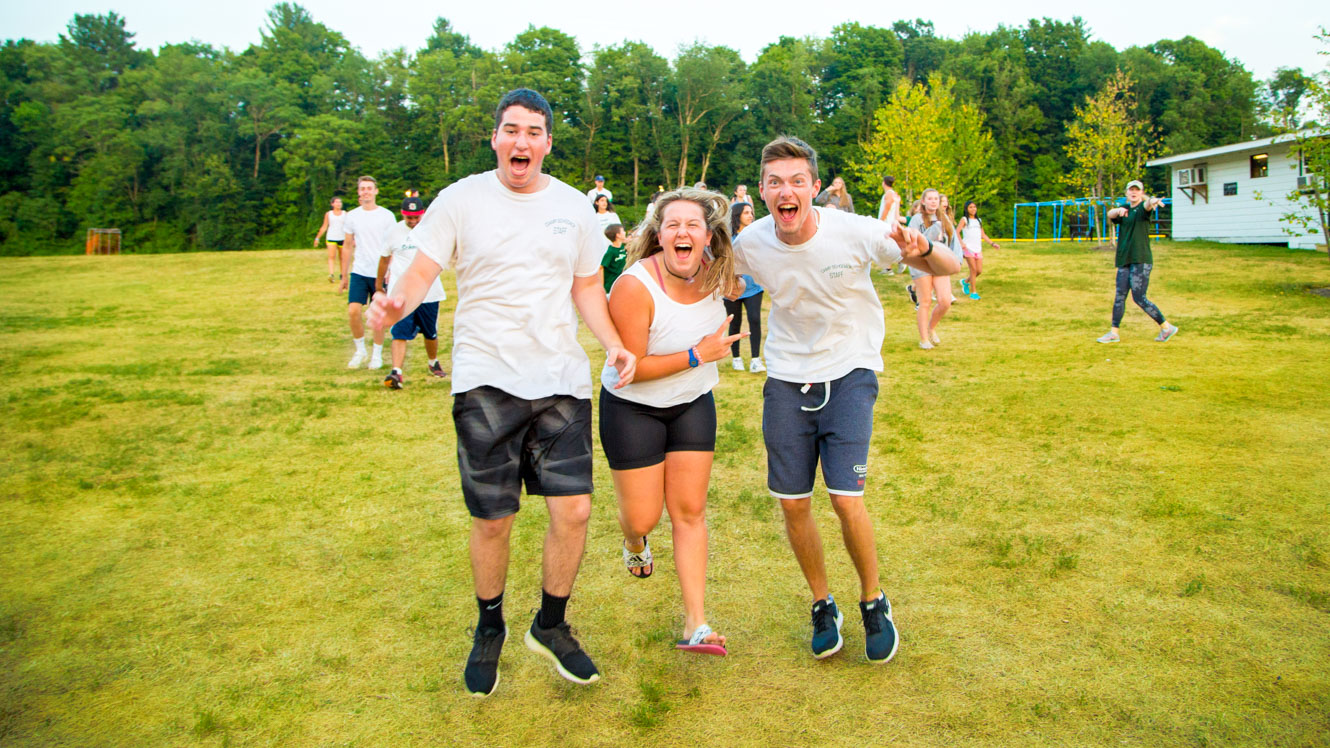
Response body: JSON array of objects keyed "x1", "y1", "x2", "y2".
[{"x1": 1, "y1": 241, "x2": 1328, "y2": 745}]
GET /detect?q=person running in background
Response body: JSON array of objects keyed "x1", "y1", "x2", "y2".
[
  {"x1": 314, "y1": 196, "x2": 347, "y2": 283},
  {"x1": 940, "y1": 194, "x2": 966, "y2": 302},
  {"x1": 815, "y1": 175, "x2": 855, "y2": 213},
  {"x1": 341, "y1": 176, "x2": 396, "y2": 369},
  {"x1": 907, "y1": 188, "x2": 957, "y2": 350},
  {"x1": 1098, "y1": 180, "x2": 1179, "y2": 344},
  {"x1": 593, "y1": 194, "x2": 621, "y2": 230},
  {"x1": 600, "y1": 223, "x2": 627, "y2": 295},
  {"x1": 602, "y1": 187, "x2": 746, "y2": 657},
  {"x1": 377, "y1": 192, "x2": 447, "y2": 389},
  {"x1": 368, "y1": 88, "x2": 635, "y2": 698},
  {"x1": 733, "y1": 135, "x2": 958, "y2": 665},
  {"x1": 957, "y1": 201, "x2": 1000, "y2": 300},
  {"x1": 726, "y1": 201, "x2": 765, "y2": 373},
  {"x1": 731, "y1": 184, "x2": 753, "y2": 206}
]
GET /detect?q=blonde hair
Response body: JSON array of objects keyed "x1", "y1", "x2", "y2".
[
  {"x1": 627, "y1": 188, "x2": 739, "y2": 297},
  {"x1": 919, "y1": 188, "x2": 955, "y2": 241}
]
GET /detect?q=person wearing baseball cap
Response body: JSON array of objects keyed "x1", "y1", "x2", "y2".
[
  {"x1": 1098, "y1": 180, "x2": 1178, "y2": 344},
  {"x1": 587, "y1": 174, "x2": 612, "y2": 204},
  {"x1": 376, "y1": 191, "x2": 448, "y2": 387}
]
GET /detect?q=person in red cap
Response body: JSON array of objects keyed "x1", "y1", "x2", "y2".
[{"x1": 376, "y1": 192, "x2": 448, "y2": 388}]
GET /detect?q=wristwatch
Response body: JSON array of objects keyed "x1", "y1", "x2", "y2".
[{"x1": 687, "y1": 347, "x2": 700, "y2": 368}]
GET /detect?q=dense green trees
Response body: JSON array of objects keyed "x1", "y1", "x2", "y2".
[{"x1": 0, "y1": 6, "x2": 1289, "y2": 254}]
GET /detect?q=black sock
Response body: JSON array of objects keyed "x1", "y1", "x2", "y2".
[
  {"x1": 477, "y1": 593, "x2": 503, "y2": 630},
  {"x1": 538, "y1": 589, "x2": 569, "y2": 629}
]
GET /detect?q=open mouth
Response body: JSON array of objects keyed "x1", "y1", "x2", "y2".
[
  {"x1": 672, "y1": 242, "x2": 693, "y2": 261},
  {"x1": 510, "y1": 155, "x2": 530, "y2": 176},
  {"x1": 778, "y1": 203, "x2": 798, "y2": 222}
]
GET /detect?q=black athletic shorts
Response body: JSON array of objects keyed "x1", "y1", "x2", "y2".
[
  {"x1": 598, "y1": 388, "x2": 716, "y2": 470},
  {"x1": 452, "y1": 386, "x2": 593, "y2": 519}
]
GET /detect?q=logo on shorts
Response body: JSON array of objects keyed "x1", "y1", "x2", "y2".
[
  {"x1": 853, "y1": 464, "x2": 868, "y2": 475},
  {"x1": 546, "y1": 218, "x2": 577, "y2": 235}
]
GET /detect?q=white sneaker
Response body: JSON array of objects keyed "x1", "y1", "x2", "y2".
[
  {"x1": 732, "y1": 357, "x2": 744, "y2": 371},
  {"x1": 919, "y1": 341, "x2": 934, "y2": 350},
  {"x1": 347, "y1": 350, "x2": 368, "y2": 368},
  {"x1": 749, "y1": 357, "x2": 766, "y2": 373},
  {"x1": 930, "y1": 331, "x2": 940, "y2": 345},
  {"x1": 1097, "y1": 331, "x2": 1120, "y2": 344},
  {"x1": 368, "y1": 355, "x2": 383, "y2": 370}
]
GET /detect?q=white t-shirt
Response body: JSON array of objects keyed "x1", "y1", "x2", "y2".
[
  {"x1": 732, "y1": 207, "x2": 903, "y2": 383},
  {"x1": 587, "y1": 186, "x2": 613, "y2": 203},
  {"x1": 407, "y1": 171, "x2": 604, "y2": 400},
  {"x1": 327, "y1": 210, "x2": 347, "y2": 241},
  {"x1": 343, "y1": 205, "x2": 397, "y2": 278},
  {"x1": 601, "y1": 261, "x2": 724, "y2": 407},
  {"x1": 597, "y1": 211, "x2": 622, "y2": 230},
  {"x1": 382, "y1": 221, "x2": 445, "y2": 304}
]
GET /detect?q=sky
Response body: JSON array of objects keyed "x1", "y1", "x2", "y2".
[{"x1": 3, "y1": 0, "x2": 1326, "y2": 81}]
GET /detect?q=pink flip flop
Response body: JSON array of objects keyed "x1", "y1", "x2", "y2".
[{"x1": 675, "y1": 624, "x2": 727, "y2": 656}]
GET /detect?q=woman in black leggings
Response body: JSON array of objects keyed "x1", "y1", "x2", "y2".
[{"x1": 726, "y1": 202, "x2": 765, "y2": 373}]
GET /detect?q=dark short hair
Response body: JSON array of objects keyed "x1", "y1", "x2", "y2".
[
  {"x1": 760, "y1": 136, "x2": 818, "y2": 182},
  {"x1": 494, "y1": 88, "x2": 554, "y2": 134},
  {"x1": 604, "y1": 223, "x2": 624, "y2": 241},
  {"x1": 882, "y1": 175, "x2": 895, "y2": 187}
]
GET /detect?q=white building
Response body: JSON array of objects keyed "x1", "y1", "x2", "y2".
[{"x1": 1147, "y1": 132, "x2": 1323, "y2": 249}]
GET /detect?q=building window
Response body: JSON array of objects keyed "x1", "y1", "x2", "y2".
[
  {"x1": 1224, "y1": 182, "x2": 1237, "y2": 196},
  {"x1": 1250, "y1": 153, "x2": 1268, "y2": 178}
]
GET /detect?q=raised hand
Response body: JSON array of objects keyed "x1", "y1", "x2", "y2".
[
  {"x1": 889, "y1": 222, "x2": 930, "y2": 257},
  {"x1": 694, "y1": 315, "x2": 749, "y2": 363}
]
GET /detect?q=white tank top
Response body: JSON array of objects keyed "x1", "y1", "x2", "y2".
[
  {"x1": 601, "y1": 260, "x2": 725, "y2": 407},
  {"x1": 327, "y1": 211, "x2": 347, "y2": 241},
  {"x1": 962, "y1": 217, "x2": 982, "y2": 251}
]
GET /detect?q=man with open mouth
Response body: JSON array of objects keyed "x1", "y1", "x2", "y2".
[
  {"x1": 732, "y1": 135, "x2": 959, "y2": 665},
  {"x1": 367, "y1": 88, "x2": 637, "y2": 697}
]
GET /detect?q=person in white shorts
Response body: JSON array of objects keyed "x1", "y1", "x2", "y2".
[
  {"x1": 732, "y1": 135, "x2": 959, "y2": 665},
  {"x1": 368, "y1": 88, "x2": 636, "y2": 698},
  {"x1": 341, "y1": 176, "x2": 396, "y2": 369},
  {"x1": 600, "y1": 187, "x2": 746, "y2": 657}
]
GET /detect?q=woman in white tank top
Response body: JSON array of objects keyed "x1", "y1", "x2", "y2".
[
  {"x1": 956, "y1": 201, "x2": 1000, "y2": 300},
  {"x1": 600, "y1": 188, "x2": 745, "y2": 655},
  {"x1": 313, "y1": 196, "x2": 347, "y2": 282}
]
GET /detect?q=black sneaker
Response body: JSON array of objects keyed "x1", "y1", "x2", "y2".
[
  {"x1": 860, "y1": 593, "x2": 898, "y2": 664},
  {"x1": 383, "y1": 370, "x2": 403, "y2": 389},
  {"x1": 428, "y1": 360, "x2": 448, "y2": 378},
  {"x1": 811, "y1": 596, "x2": 844, "y2": 659},
  {"x1": 524, "y1": 615, "x2": 600, "y2": 684},
  {"x1": 463, "y1": 624, "x2": 506, "y2": 697},
  {"x1": 907, "y1": 284, "x2": 919, "y2": 309}
]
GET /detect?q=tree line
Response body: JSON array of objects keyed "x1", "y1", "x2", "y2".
[{"x1": 0, "y1": 4, "x2": 1308, "y2": 254}]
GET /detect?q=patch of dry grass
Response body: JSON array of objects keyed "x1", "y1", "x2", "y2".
[{"x1": 1, "y1": 241, "x2": 1327, "y2": 745}]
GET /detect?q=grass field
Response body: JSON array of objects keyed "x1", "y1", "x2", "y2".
[{"x1": 1, "y1": 240, "x2": 1328, "y2": 746}]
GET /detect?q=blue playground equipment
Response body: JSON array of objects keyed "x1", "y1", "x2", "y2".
[{"x1": 1010, "y1": 197, "x2": 1171, "y2": 242}]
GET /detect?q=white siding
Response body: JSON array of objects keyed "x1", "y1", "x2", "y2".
[{"x1": 1169, "y1": 143, "x2": 1321, "y2": 249}]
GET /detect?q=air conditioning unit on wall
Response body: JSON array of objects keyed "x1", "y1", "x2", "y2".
[
  {"x1": 1297, "y1": 175, "x2": 1324, "y2": 192},
  {"x1": 1178, "y1": 168, "x2": 1192, "y2": 186}
]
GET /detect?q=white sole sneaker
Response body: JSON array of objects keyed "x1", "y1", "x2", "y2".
[
  {"x1": 367, "y1": 357, "x2": 383, "y2": 370},
  {"x1": 732, "y1": 358, "x2": 744, "y2": 371},
  {"x1": 347, "y1": 351, "x2": 368, "y2": 368}
]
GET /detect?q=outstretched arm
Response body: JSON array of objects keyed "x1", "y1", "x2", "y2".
[
  {"x1": 891, "y1": 222, "x2": 961, "y2": 276},
  {"x1": 572, "y1": 273, "x2": 637, "y2": 387},
  {"x1": 367, "y1": 251, "x2": 440, "y2": 336}
]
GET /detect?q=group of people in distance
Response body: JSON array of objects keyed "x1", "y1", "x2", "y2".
[
  {"x1": 317, "y1": 178, "x2": 448, "y2": 385},
  {"x1": 329, "y1": 83, "x2": 1177, "y2": 698}
]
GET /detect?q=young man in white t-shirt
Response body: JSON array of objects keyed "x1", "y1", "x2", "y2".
[
  {"x1": 375, "y1": 193, "x2": 447, "y2": 388},
  {"x1": 367, "y1": 89, "x2": 636, "y2": 697},
  {"x1": 732, "y1": 136, "x2": 959, "y2": 665},
  {"x1": 340, "y1": 176, "x2": 397, "y2": 369},
  {"x1": 586, "y1": 175, "x2": 612, "y2": 204}
]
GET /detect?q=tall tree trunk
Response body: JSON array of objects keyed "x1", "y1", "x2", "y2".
[{"x1": 633, "y1": 155, "x2": 639, "y2": 206}]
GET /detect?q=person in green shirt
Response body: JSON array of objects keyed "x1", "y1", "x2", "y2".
[
  {"x1": 1098, "y1": 180, "x2": 1179, "y2": 343},
  {"x1": 600, "y1": 223, "x2": 628, "y2": 294}
]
